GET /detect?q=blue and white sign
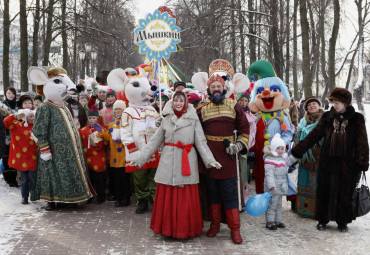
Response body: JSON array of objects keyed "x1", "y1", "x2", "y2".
[{"x1": 134, "y1": 10, "x2": 181, "y2": 61}]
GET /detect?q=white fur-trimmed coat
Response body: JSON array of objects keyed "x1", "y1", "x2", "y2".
[{"x1": 135, "y1": 102, "x2": 216, "y2": 186}]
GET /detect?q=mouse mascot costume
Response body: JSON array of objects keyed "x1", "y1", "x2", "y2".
[
  {"x1": 248, "y1": 60, "x2": 294, "y2": 195},
  {"x1": 107, "y1": 67, "x2": 159, "y2": 214},
  {"x1": 28, "y1": 67, "x2": 94, "y2": 211}
]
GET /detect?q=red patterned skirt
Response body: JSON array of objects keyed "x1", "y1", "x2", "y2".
[{"x1": 150, "y1": 183, "x2": 204, "y2": 239}]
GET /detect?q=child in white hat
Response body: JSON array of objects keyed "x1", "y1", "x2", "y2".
[{"x1": 263, "y1": 133, "x2": 297, "y2": 230}]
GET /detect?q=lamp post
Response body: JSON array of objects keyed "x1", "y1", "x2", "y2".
[
  {"x1": 79, "y1": 43, "x2": 98, "y2": 78},
  {"x1": 79, "y1": 49, "x2": 86, "y2": 79}
]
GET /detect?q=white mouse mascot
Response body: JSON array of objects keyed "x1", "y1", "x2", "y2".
[
  {"x1": 108, "y1": 67, "x2": 159, "y2": 214},
  {"x1": 28, "y1": 67, "x2": 94, "y2": 211}
]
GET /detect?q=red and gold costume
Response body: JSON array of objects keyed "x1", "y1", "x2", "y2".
[{"x1": 4, "y1": 114, "x2": 37, "y2": 171}]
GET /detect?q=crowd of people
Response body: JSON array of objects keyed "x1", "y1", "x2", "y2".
[{"x1": 0, "y1": 60, "x2": 368, "y2": 244}]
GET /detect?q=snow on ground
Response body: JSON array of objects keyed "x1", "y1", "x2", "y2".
[
  {"x1": 0, "y1": 102, "x2": 370, "y2": 254},
  {"x1": 0, "y1": 175, "x2": 46, "y2": 254}
]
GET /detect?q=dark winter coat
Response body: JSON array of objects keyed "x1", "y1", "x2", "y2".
[{"x1": 291, "y1": 105, "x2": 369, "y2": 224}]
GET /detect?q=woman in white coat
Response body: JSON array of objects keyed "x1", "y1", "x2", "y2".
[{"x1": 130, "y1": 91, "x2": 221, "y2": 239}]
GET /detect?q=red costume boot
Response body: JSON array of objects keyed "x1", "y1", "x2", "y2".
[
  {"x1": 206, "y1": 204, "x2": 222, "y2": 237},
  {"x1": 225, "y1": 209, "x2": 243, "y2": 244}
]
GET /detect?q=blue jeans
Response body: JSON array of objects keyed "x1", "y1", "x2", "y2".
[
  {"x1": 204, "y1": 176, "x2": 238, "y2": 210},
  {"x1": 20, "y1": 171, "x2": 35, "y2": 199}
]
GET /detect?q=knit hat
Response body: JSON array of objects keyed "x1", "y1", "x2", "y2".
[
  {"x1": 106, "y1": 88, "x2": 117, "y2": 98},
  {"x1": 187, "y1": 92, "x2": 202, "y2": 105},
  {"x1": 88, "y1": 105, "x2": 99, "y2": 117},
  {"x1": 270, "y1": 133, "x2": 286, "y2": 157},
  {"x1": 236, "y1": 92, "x2": 250, "y2": 102},
  {"x1": 79, "y1": 92, "x2": 89, "y2": 101},
  {"x1": 17, "y1": 95, "x2": 33, "y2": 109},
  {"x1": 328, "y1": 87, "x2": 352, "y2": 105},
  {"x1": 174, "y1": 81, "x2": 186, "y2": 91},
  {"x1": 17, "y1": 109, "x2": 35, "y2": 127},
  {"x1": 113, "y1": 100, "x2": 126, "y2": 110},
  {"x1": 304, "y1": 96, "x2": 321, "y2": 111}
]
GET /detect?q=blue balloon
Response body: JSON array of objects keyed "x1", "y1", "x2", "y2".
[{"x1": 246, "y1": 192, "x2": 271, "y2": 217}]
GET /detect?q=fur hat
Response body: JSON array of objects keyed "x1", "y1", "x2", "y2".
[
  {"x1": 304, "y1": 96, "x2": 321, "y2": 111},
  {"x1": 113, "y1": 100, "x2": 126, "y2": 110},
  {"x1": 270, "y1": 133, "x2": 287, "y2": 157},
  {"x1": 17, "y1": 95, "x2": 33, "y2": 109},
  {"x1": 17, "y1": 109, "x2": 35, "y2": 127},
  {"x1": 173, "y1": 81, "x2": 186, "y2": 91},
  {"x1": 328, "y1": 87, "x2": 352, "y2": 105}
]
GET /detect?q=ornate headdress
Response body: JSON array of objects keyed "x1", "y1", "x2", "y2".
[{"x1": 209, "y1": 59, "x2": 235, "y2": 78}]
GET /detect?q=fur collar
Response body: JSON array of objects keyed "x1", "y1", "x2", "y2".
[
  {"x1": 329, "y1": 105, "x2": 355, "y2": 121},
  {"x1": 163, "y1": 101, "x2": 198, "y2": 129}
]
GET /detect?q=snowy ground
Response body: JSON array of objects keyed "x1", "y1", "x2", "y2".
[{"x1": 1, "y1": 103, "x2": 370, "y2": 255}]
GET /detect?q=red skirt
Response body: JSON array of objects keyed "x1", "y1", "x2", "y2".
[{"x1": 150, "y1": 183, "x2": 204, "y2": 239}]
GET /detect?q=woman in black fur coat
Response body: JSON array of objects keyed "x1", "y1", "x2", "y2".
[{"x1": 292, "y1": 87, "x2": 369, "y2": 232}]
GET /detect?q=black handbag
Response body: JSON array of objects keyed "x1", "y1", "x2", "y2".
[{"x1": 352, "y1": 171, "x2": 370, "y2": 217}]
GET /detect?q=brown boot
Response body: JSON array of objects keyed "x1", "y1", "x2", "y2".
[
  {"x1": 225, "y1": 209, "x2": 243, "y2": 244},
  {"x1": 206, "y1": 204, "x2": 222, "y2": 237}
]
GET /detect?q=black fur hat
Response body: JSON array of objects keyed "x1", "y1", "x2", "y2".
[
  {"x1": 328, "y1": 87, "x2": 352, "y2": 105},
  {"x1": 17, "y1": 95, "x2": 33, "y2": 109}
]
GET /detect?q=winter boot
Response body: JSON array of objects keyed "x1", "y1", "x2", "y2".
[
  {"x1": 21, "y1": 198, "x2": 29, "y2": 205},
  {"x1": 225, "y1": 209, "x2": 243, "y2": 244},
  {"x1": 135, "y1": 199, "x2": 148, "y2": 214},
  {"x1": 206, "y1": 204, "x2": 222, "y2": 237},
  {"x1": 266, "y1": 222, "x2": 277, "y2": 230},
  {"x1": 45, "y1": 202, "x2": 56, "y2": 211}
]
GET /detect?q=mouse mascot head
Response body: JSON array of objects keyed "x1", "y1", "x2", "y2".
[{"x1": 248, "y1": 60, "x2": 290, "y2": 114}]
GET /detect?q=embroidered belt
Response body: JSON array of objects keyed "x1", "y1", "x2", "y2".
[{"x1": 205, "y1": 135, "x2": 234, "y2": 142}]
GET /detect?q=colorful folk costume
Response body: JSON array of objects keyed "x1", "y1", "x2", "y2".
[
  {"x1": 79, "y1": 106, "x2": 108, "y2": 204},
  {"x1": 132, "y1": 95, "x2": 220, "y2": 239},
  {"x1": 295, "y1": 97, "x2": 324, "y2": 218},
  {"x1": 28, "y1": 67, "x2": 94, "y2": 210},
  {"x1": 107, "y1": 67, "x2": 159, "y2": 214},
  {"x1": 247, "y1": 60, "x2": 293, "y2": 195},
  {"x1": 192, "y1": 59, "x2": 250, "y2": 244}
]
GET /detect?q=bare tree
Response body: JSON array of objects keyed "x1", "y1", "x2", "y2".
[
  {"x1": 300, "y1": 0, "x2": 313, "y2": 97},
  {"x1": 32, "y1": 0, "x2": 41, "y2": 66},
  {"x1": 20, "y1": 0, "x2": 29, "y2": 92},
  {"x1": 2, "y1": 0, "x2": 10, "y2": 92},
  {"x1": 42, "y1": 0, "x2": 55, "y2": 66}
]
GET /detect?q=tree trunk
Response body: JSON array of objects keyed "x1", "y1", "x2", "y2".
[
  {"x1": 238, "y1": 0, "x2": 246, "y2": 74},
  {"x1": 299, "y1": 0, "x2": 312, "y2": 98},
  {"x1": 285, "y1": 0, "x2": 290, "y2": 85},
  {"x1": 61, "y1": 0, "x2": 68, "y2": 71},
  {"x1": 327, "y1": 0, "x2": 340, "y2": 91},
  {"x1": 231, "y1": 0, "x2": 237, "y2": 69},
  {"x1": 42, "y1": 0, "x2": 55, "y2": 66},
  {"x1": 293, "y1": 0, "x2": 298, "y2": 100},
  {"x1": 248, "y1": 0, "x2": 256, "y2": 65},
  {"x1": 20, "y1": 0, "x2": 29, "y2": 92},
  {"x1": 270, "y1": 0, "x2": 283, "y2": 78},
  {"x1": 3, "y1": 0, "x2": 10, "y2": 92},
  {"x1": 345, "y1": 49, "x2": 357, "y2": 90},
  {"x1": 32, "y1": 0, "x2": 41, "y2": 66}
]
